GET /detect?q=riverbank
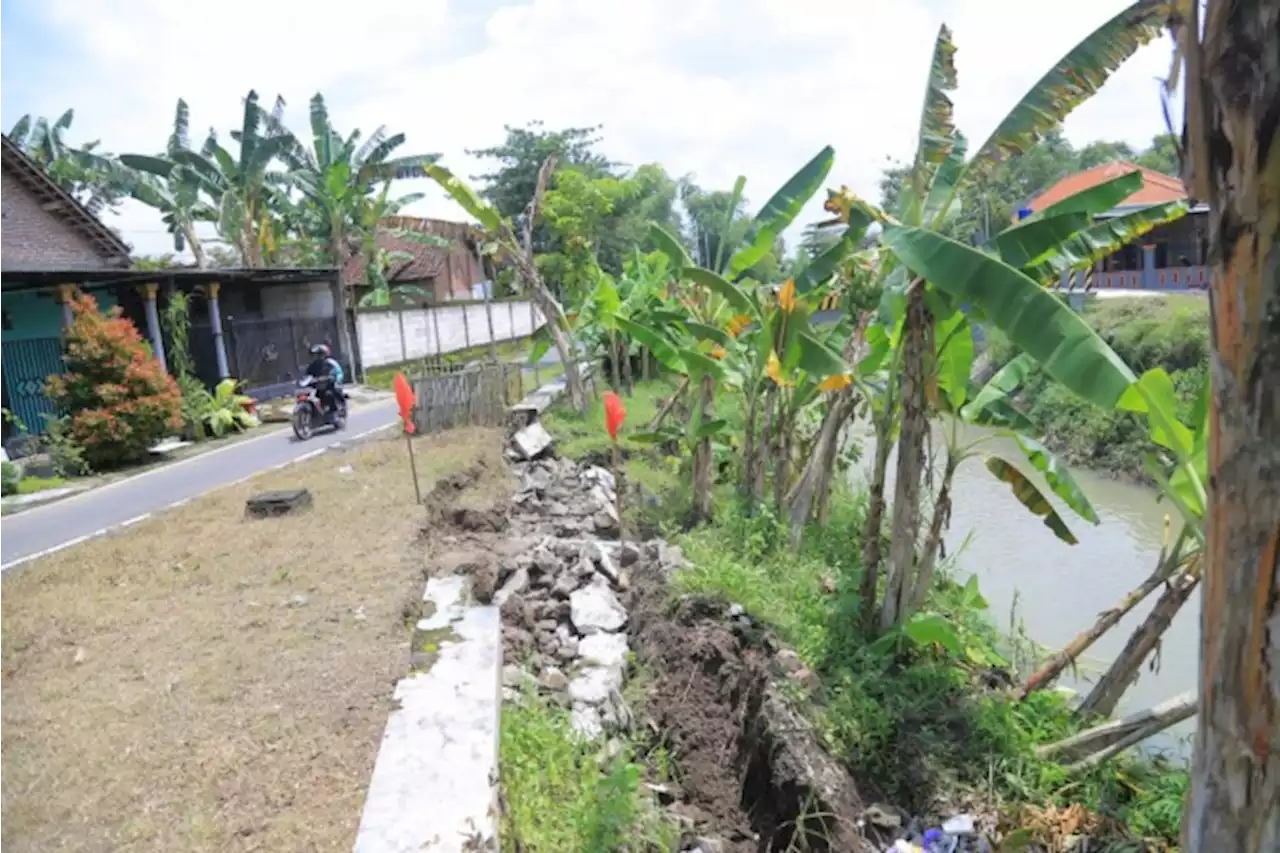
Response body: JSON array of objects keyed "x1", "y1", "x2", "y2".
[
  {"x1": 524, "y1": 379, "x2": 1188, "y2": 851},
  {"x1": 982, "y1": 294, "x2": 1208, "y2": 483}
]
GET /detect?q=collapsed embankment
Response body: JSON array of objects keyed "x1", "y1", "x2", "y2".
[{"x1": 423, "y1": 447, "x2": 879, "y2": 852}]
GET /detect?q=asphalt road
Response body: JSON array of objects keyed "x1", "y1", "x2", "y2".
[{"x1": 1, "y1": 400, "x2": 400, "y2": 571}]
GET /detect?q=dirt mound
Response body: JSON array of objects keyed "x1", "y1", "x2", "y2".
[{"x1": 627, "y1": 562, "x2": 873, "y2": 853}]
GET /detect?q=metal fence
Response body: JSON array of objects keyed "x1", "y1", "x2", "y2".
[
  {"x1": 411, "y1": 362, "x2": 524, "y2": 434},
  {"x1": 1, "y1": 337, "x2": 65, "y2": 433},
  {"x1": 214, "y1": 316, "x2": 344, "y2": 389}
]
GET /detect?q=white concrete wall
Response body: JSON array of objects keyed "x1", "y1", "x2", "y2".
[{"x1": 356, "y1": 300, "x2": 545, "y2": 369}]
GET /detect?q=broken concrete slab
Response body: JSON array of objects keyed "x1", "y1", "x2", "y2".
[{"x1": 510, "y1": 422, "x2": 555, "y2": 461}]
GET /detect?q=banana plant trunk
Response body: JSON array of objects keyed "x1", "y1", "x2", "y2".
[
  {"x1": 608, "y1": 330, "x2": 622, "y2": 391},
  {"x1": 690, "y1": 374, "x2": 715, "y2": 524},
  {"x1": 909, "y1": 453, "x2": 956, "y2": 612},
  {"x1": 1183, "y1": 3, "x2": 1280, "y2": 849},
  {"x1": 1078, "y1": 568, "x2": 1200, "y2": 720},
  {"x1": 858, "y1": 408, "x2": 894, "y2": 635},
  {"x1": 621, "y1": 336, "x2": 634, "y2": 395},
  {"x1": 183, "y1": 223, "x2": 208, "y2": 269},
  {"x1": 881, "y1": 284, "x2": 930, "y2": 631},
  {"x1": 510, "y1": 253, "x2": 586, "y2": 412},
  {"x1": 785, "y1": 395, "x2": 855, "y2": 550},
  {"x1": 773, "y1": 404, "x2": 793, "y2": 515},
  {"x1": 743, "y1": 383, "x2": 760, "y2": 502},
  {"x1": 1021, "y1": 534, "x2": 1189, "y2": 698},
  {"x1": 329, "y1": 235, "x2": 356, "y2": 380},
  {"x1": 753, "y1": 385, "x2": 777, "y2": 507}
]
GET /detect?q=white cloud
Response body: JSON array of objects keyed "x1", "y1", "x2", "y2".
[{"x1": 7, "y1": 0, "x2": 1181, "y2": 259}]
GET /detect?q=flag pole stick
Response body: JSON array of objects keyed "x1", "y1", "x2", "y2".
[{"x1": 406, "y1": 433, "x2": 423, "y2": 504}]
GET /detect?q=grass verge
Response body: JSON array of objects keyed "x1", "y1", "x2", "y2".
[
  {"x1": 1, "y1": 428, "x2": 504, "y2": 853},
  {"x1": 543, "y1": 378, "x2": 1189, "y2": 850},
  {"x1": 983, "y1": 294, "x2": 1208, "y2": 481}
]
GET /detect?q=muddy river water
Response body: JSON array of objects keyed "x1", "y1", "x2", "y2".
[{"x1": 847, "y1": 419, "x2": 1197, "y2": 758}]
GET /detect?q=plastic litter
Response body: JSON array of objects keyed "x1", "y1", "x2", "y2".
[{"x1": 942, "y1": 815, "x2": 975, "y2": 836}]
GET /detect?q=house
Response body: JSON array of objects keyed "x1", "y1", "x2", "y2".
[
  {"x1": 1026, "y1": 162, "x2": 1210, "y2": 291},
  {"x1": 342, "y1": 215, "x2": 488, "y2": 305},
  {"x1": 1, "y1": 135, "x2": 349, "y2": 439}
]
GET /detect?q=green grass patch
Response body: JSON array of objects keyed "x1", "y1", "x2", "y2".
[
  {"x1": 14, "y1": 475, "x2": 68, "y2": 495},
  {"x1": 499, "y1": 694, "x2": 679, "y2": 853},
  {"x1": 984, "y1": 294, "x2": 1209, "y2": 480},
  {"x1": 542, "y1": 376, "x2": 679, "y2": 460}
]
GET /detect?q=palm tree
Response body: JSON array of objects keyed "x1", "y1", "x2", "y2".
[
  {"x1": 120, "y1": 99, "x2": 217, "y2": 268},
  {"x1": 1178, "y1": 0, "x2": 1280, "y2": 848}
]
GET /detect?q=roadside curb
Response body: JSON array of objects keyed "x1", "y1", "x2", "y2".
[{"x1": 0, "y1": 420, "x2": 399, "y2": 575}]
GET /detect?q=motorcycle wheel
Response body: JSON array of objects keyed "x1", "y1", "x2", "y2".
[
  {"x1": 292, "y1": 405, "x2": 314, "y2": 441},
  {"x1": 332, "y1": 405, "x2": 347, "y2": 431}
]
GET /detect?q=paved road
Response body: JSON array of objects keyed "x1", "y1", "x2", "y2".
[{"x1": 1, "y1": 400, "x2": 399, "y2": 571}]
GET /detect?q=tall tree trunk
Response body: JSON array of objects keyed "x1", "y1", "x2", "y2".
[
  {"x1": 1079, "y1": 568, "x2": 1201, "y2": 720},
  {"x1": 1022, "y1": 532, "x2": 1191, "y2": 698},
  {"x1": 813, "y1": 407, "x2": 848, "y2": 526},
  {"x1": 909, "y1": 455, "x2": 956, "y2": 612},
  {"x1": 881, "y1": 283, "x2": 930, "y2": 631},
  {"x1": 858, "y1": 409, "x2": 894, "y2": 635},
  {"x1": 621, "y1": 336, "x2": 634, "y2": 395},
  {"x1": 690, "y1": 374, "x2": 715, "y2": 524},
  {"x1": 328, "y1": 235, "x2": 356, "y2": 381},
  {"x1": 641, "y1": 347, "x2": 651, "y2": 381},
  {"x1": 183, "y1": 222, "x2": 208, "y2": 269},
  {"x1": 1182, "y1": 3, "x2": 1280, "y2": 849}
]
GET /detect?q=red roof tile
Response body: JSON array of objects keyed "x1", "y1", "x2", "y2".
[{"x1": 1026, "y1": 162, "x2": 1186, "y2": 215}]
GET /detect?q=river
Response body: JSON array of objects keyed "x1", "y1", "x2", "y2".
[{"x1": 847, "y1": 419, "x2": 1198, "y2": 758}]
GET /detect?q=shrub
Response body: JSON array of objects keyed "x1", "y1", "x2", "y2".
[
  {"x1": 1, "y1": 460, "x2": 19, "y2": 496},
  {"x1": 44, "y1": 293, "x2": 182, "y2": 469}
]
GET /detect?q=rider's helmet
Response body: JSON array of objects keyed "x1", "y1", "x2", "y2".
[{"x1": 310, "y1": 343, "x2": 330, "y2": 358}]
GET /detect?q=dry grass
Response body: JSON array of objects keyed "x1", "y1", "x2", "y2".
[{"x1": 1, "y1": 428, "x2": 510, "y2": 853}]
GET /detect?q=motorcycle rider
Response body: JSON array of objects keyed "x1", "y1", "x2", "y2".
[{"x1": 304, "y1": 343, "x2": 345, "y2": 418}]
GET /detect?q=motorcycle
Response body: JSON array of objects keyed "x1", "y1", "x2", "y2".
[{"x1": 291, "y1": 375, "x2": 348, "y2": 441}]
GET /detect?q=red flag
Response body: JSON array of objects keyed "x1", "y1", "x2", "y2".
[
  {"x1": 393, "y1": 372, "x2": 417, "y2": 434},
  {"x1": 604, "y1": 391, "x2": 626, "y2": 441}
]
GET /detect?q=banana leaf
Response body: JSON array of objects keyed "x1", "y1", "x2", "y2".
[
  {"x1": 424, "y1": 164, "x2": 503, "y2": 232},
  {"x1": 986, "y1": 456, "x2": 1079, "y2": 545},
  {"x1": 686, "y1": 266, "x2": 758, "y2": 319},
  {"x1": 934, "y1": 309, "x2": 974, "y2": 410},
  {"x1": 615, "y1": 317, "x2": 684, "y2": 374},
  {"x1": 794, "y1": 229, "x2": 856, "y2": 293},
  {"x1": 1036, "y1": 170, "x2": 1144, "y2": 219},
  {"x1": 683, "y1": 321, "x2": 731, "y2": 346},
  {"x1": 649, "y1": 223, "x2": 692, "y2": 272},
  {"x1": 881, "y1": 225, "x2": 1135, "y2": 409},
  {"x1": 1014, "y1": 434, "x2": 1099, "y2": 524},
  {"x1": 962, "y1": 353, "x2": 1037, "y2": 421},
  {"x1": 1022, "y1": 201, "x2": 1189, "y2": 284},
  {"x1": 967, "y1": 0, "x2": 1168, "y2": 172},
  {"x1": 727, "y1": 146, "x2": 835, "y2": 278},
  {"x1": 906, "y1": 24, "x2": 960, "y2": 219},
  {"x1": 992, "y1": 211, "x2": 1095, "y2": 269},
  {"x1": 713, "y1": 176, "x2": 747, "y2": 273}
]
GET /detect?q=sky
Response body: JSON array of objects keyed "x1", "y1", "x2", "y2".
[{"x1": 0, "y1": 0, "x2": 1182, "y2": 260}]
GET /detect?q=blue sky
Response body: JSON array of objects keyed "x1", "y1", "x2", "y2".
[{"x1": 2, "y1": 0, "x2": 1181, "y2": 259}]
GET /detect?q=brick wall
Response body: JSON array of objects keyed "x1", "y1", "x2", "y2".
[
  {"x1": 1, "y1": 170, "x2": 115, "y2": 271},
  {"x1": 356, "y1": 300, "x2": 545, "y2": 369}
]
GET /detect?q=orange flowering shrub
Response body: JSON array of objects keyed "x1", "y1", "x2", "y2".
[{"x1": 45, "y1": 293, "x2": 182, "y2": 469}]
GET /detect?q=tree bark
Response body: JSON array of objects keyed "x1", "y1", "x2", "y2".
[
  {"x1": 773, "y1": 404, "x2": 793, "y2": 515},
  {"x1": 608, "y1": 329, "x2": 622, "y2": 391},
  {"x1": 621, "y1": 336, "x2": 634, "y2": 395},
  {"x1": 858, "y1": 408, "x2": 894, "y2": 635},
  {"x1": 1021, "y1": 532, "x2": 1190, "y2": 699},
  {"x1": 1079, "y1": 567, "x2": 1201, "y2": 720},
  {"x1": 1182, "y1": 3, "x2": 1280, "y2": 850},
  {"x1": 881, "y1": 283, "x2": 930, "y2": 631}
]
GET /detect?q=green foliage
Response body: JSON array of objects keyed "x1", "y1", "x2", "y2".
[
  {"x1": 985, "y1": 295, "x2": 1209, "y2": 479},
  {"x1": 499, "y1": 693, "x2": 677, "y2": 852},
  {"x1": 1, "y1": 461, "x2": 19, "y2": 497},
  {"x1": 41, "y1": 416, "x2": 92, "y2": 477},
  {"x1": 44, "y1": 294, "x2": 183, "y2": 469},
  {"x1": 14, "y1": 475, "x2": 68, "y2": 496},
  {"x1": 200, "y1": 379, "x2": 258, "y2": 437}
]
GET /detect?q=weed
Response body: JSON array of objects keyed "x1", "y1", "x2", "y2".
[{"x1": 499, "y1": 693, "x2": 679, "y2": 852}]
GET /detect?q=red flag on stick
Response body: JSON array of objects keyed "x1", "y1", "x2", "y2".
[
  {"x1": 393, "y1": 373, "x2": 422, "y2": 503},
  {"x1": 603, "y1": 392, "x2": 627, "y2": 546}
]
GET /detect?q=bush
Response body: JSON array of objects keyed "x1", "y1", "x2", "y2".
[
  {"x1": 1, "y1": 460, "x2": 20, "y2": 496},
  {"x1": 44, "y1": 293, "x2": 182, "y2": 469}
]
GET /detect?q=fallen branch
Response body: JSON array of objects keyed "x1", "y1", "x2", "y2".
[{"x1": 1038, "y1": 691, "x2": 1196, "y2": 766}]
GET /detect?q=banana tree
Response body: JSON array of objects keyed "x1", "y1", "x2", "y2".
[
  {"x1": 120, "y1": 99, "x2": 217, "y2": 268},
  {"x1": 819, "y1": 1, "x2": 1175, "y2": 631}
]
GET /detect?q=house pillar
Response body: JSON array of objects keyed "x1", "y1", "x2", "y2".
[
  {"x1": 207, "y1": 282, "x2": 230, "y2": 379},
  {"x1": 139, "y1": 282, "x2": 167, "y2": 372},
  {"x1": 1141, "y1": 244, "x2": 1158, "y2": 290},
  {"x1": 56, "y1": 284, "x2": 77, "y2": 329}
]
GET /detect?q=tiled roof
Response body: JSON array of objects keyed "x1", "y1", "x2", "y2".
[
  {"x1": 1, "y1": 134, "x2": 133, "y2": 264},
  {"x1": 1026, "y1": 162, "x2": 1186, "y2": 215},
  {"x1": 342, "y1": 215, "x2": 478, "y2": 286}
]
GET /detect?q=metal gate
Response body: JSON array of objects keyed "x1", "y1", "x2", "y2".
[
  {"x1": 1, "y1": 337, "x2": 65, "y2": 433},
  {"x1": 221, "y1": 317, "x2": 343, "y2": 390}
]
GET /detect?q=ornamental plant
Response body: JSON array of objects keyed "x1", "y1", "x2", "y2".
[{"x1": 45, "y1": 293, "x2": 182, "y2": 468}]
